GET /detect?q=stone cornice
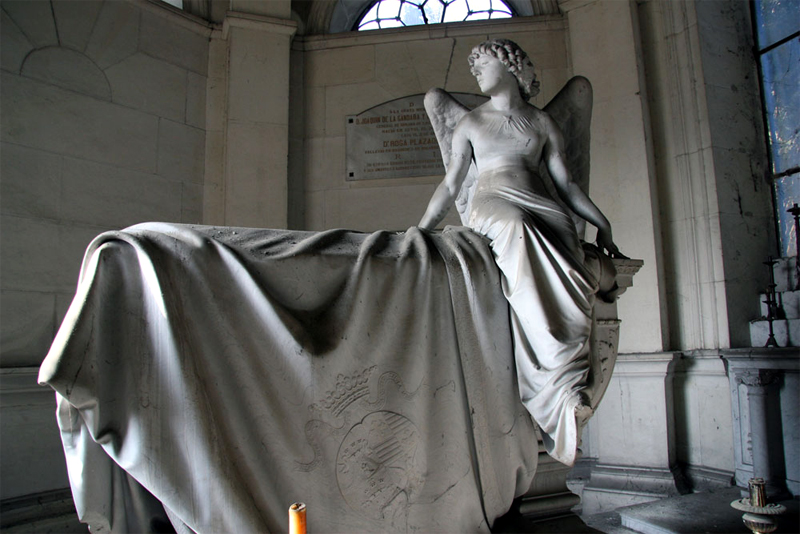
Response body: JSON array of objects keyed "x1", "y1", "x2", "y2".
[
  {"x1": 293, "y1": 15, "x2": 566, "y2": 51},
  {"x1": 222, "y1": 12, "x2": 298, "y2": 40},
  {"x1": 734, "y1": 369, "x2": 780, "y2": 388},
  {"x1": 557, "y1": 0, "x2": 596, "y2": 14},
  {"x1": 0, "y1": 368, "x2": 53, "y2": 407},
  {"x1": 722, "y1": 347, "x2": 800, "y2": 372},
  {"x1": 136, "y1": 0, "x2": 215, "y2": 36}
]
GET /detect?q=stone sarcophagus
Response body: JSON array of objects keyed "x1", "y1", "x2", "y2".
[{"x1": 39, "y1": 223, "x2": 640, "y2": 532}]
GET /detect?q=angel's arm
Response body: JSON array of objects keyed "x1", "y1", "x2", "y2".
[
  {"x1": 419, "y1": 121, "x2": 473, "y2": 230},
  {"x1": 543, "y1": 117, "x2": 622, "y2": 256}
]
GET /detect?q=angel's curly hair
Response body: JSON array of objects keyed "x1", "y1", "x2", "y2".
[{"x1": 468, "y1": 39, "x2": 540, "y2": 101}]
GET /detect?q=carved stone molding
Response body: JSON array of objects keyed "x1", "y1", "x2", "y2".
[
  {"x1": 557, "y1": 0, "x2": 595, "y2": 13},
  {"x1": 611, "y1": 258, "x2": 644, "y2": 297},
  {"x1": 222, "y1": 11, "x2": 298, "y2": 39},
  {"x1": 722, "y1": 349, "x2": 798, "y2": 494},
  {"x1": 735, "y1": 369, "x2": 780, "y2": 388},
  {"x1": 306, "y1": 0, "x2": 338, "y2": 35}
]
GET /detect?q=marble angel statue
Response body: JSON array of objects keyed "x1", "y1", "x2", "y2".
[{"x1": 419, "y1": 39, "x2": 625, "y2": 466}]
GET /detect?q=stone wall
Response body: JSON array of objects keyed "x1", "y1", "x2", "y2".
[
  {"x1": 0, "y1": 0, "x2": 778, "y2": 512},
  {"x1": 573, "y1": 0, "x2": 773, "y2": 512},
  {"x1": 637, "y1": 0, "x2": 772, "y2": 351},
  {"x1": 560, "y1": 0, "x2": 667, "y2": 355},
  {"x1": 1, "y1": 0, "x2": 210, "y2": 369},
  {"x1": 293, "y1": 16, "x2": 571, "y2": 232},
  {"x1": 0, "y1": 0, "x2": 210, "y2": 500}
]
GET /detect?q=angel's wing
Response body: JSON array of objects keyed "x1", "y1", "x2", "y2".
[
  {"x1": 424, "y1": 88, "x2": 480, "y2": 225},
  {"x1": 425, "y1": 80, "x2": 591, "y2": 230},
  {"x1": 542, "y1": 76, "x2": 593, "y2": 239}
]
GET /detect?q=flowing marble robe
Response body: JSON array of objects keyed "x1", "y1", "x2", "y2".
[{"x1": 468, "y1": 166, "x2": 598, "y2": 466}]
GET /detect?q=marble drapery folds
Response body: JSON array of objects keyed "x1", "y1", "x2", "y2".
[{"x1": 39, "y1": 223, "x2": 539, "y2": 533}]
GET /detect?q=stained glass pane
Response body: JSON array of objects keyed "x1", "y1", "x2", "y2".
[
  {"x1": 380, "y1": 17, "x2": 404, "y2": 28},
  {"x1": 469, "y1": 0, "x2": 492, "y2": 11},
  {"x1": 760, "y1": 39, "x2": 800, "y2": 174},
  {"x1": 444, "y1": 0, "x2": 469, "y2": 21},
  {"x1": 358, "y1": 0, "x2": 514, "y2": 30},
  {"x1": 775, "y1": 174, "x2": 800, "y2": 256},
  {"x1": 755, "y1": 0, "x2": 800, "y2": 49},
  {"x1": 378, "y1": 0, "x2": 402, "y2": 18},
  {"x1": 424, "y1": 0, "x2": 445, "y2": 23},
  {"x1": 359, "y1": 20, "x2": 380, "y2": 30},
  {"x1": 400, "y1": 2, "x2": 426, "y2": 25}
]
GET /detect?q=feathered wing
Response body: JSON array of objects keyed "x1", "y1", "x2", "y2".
[
  {"x1": 424, "y1": 88, "x2": 480, "y2": 225},
  {"x1": 542, "y1": 76, "x2": 593, "y2": 239}
]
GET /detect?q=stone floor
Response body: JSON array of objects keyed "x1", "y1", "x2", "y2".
[
  {"x1": 0, "y1": 490, "x2": 87, "y2": 533},
  {"x1": 609, "y1": 487, "x2": 798, "y2": 534},
  {"x1": 496, "y1": 487, "x2": 799, "y2": 534},
  {"x1": 2, "y1": 488, "x2": 798, "y2": 533}
]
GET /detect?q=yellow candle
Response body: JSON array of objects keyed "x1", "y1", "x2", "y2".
[
  {"x1": 289, "y1": 502, "x2": 307, "y2": 534},
  {"x1": 749, "y1": 478, "x2": 767, "y2": 508}
]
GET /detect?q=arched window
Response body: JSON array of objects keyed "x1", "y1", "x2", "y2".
[{"x1": 357, "y1": 0, "x2": 514, "y2": 31}]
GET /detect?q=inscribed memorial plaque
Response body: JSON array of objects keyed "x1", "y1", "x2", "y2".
[{"x1": 346, "y1": 93, "x2": 486, "y2": 181}]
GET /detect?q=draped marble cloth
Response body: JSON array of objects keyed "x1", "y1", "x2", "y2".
[{"x1": 38, "y1": 222, "x2": 540, "y2": 533}]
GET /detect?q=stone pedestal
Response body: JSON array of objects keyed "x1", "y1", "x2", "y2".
[
  {"x1": 0, "y1": 369, "x2": 69, "y2": 500},
  {"x1": 519, "y1": 444, "x2": 582, "y2": 519},
  {"x1": 723, "y1": 349, "x2": 799, "y2": 497},
  {"x1": 578, "y1": 352, "x2": 686, "y2": 515}
]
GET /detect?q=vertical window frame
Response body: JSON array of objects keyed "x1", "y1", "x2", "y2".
[{"x1": 751, "y1": 0, "x2": 800, "y2": 256}]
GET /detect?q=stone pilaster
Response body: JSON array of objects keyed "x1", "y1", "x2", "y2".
[
  {"x1": 724, "y1": 349, "x2": 799, "y2": 497},
  {"x1": 558, "y1": 0, "x2": 667, "y2": 355},
  {"x1": 579, "y1": 352, "x2": 686, "y2": 514},
  {"x1": 205, "y1": 7, "x2": 297, "y2": 228},
  {"x1": 735, "y1": 370, "x2": 779, "y2": 492}
]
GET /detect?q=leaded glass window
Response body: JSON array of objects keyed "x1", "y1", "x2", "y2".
[
  {"x1": 357, "y1": 0, "x2": 514, "y2": 31},
  {"x1": 754, "y1": 0, "x2": 800, "y2": 256}
]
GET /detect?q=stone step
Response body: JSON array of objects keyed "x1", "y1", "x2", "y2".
[
  {"x1": 0, "y1": 489, "x2": 85, "y2": 533},
  {"x1": 760, "y1": 289, "x2": 800, "y2": 320},
  {"x1": 583, "y1": 511, "x2": 642, "y2": 534},
  {"x1": 749, "y1": 318, "x2": 800, "y2": 348},
  {"x1": 616, "y1": 487, "x2": 798, "y2": 534},
  {"x1": 772, "y1": 256, "x2": 798, "y2": 293}
]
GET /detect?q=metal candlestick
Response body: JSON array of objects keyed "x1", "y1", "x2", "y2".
[
  {"x1": 788, "y1": 203, "x2": 800, "y2": 290},
  {"x1": 763, "y1": 256, "x2": 779, "y2": 348},
  {"x1": 731, "y1": 478, "x2": 786, "y2": 534}
]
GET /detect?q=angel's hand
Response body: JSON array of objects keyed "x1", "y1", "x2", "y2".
[{"x1": 597, "y1": 228, "x2": 628, "y2": 259}]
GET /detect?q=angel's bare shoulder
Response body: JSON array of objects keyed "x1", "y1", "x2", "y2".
[
  {"x1": 521, "y1": 104, "x2": 552, "y2": 124},
  {"x1": 453, "y1": 107, "x2": 484, "y2": 136},
  {"x1": 529, "y1": 106, "x2": 565, "y2": 140}
]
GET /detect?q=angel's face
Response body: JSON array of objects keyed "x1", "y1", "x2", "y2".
[{"x1": 471, "y1": 54, "x2": 515, "y2": 95}]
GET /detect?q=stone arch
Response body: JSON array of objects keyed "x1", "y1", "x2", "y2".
[{"x1": 21, "y1": 46, "x2": 111, "y2": 101}]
